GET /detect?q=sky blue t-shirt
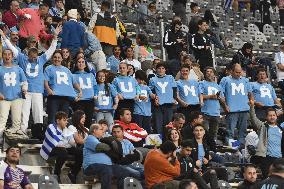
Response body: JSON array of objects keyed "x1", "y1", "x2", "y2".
[
  {"x1": 94, "y1": 83, "x2": 118, "y2": 110},
  {"x1": 73, "y1": 71, "x2": 97, "y2": 100},
  {"x1": 17, "y1": 53, "x2": 47, "y2": 93},
  {"x1": 107, "y1": 55, "x2": 120, "y2": 73},
  {"x1": 44, "y1": 65, "x2": 76, "y2": 97},
  {"x1": 176, "y1": 79, "x2": 200, "y2": 105},
  {"x1": 251, "y1": 82, "x2": 277, "y2": 107},
  {"x1": 121, "y1": 139, "x2": 135, "y2": 156},
  {"x1": 220, "y1": 76, "x2": 252, "y2": 112},
  {"x1": 199, "y1": 80, "x2": 223, "y2": 116},
  {"x1": 198, "y1": 144, "x2": 205, "y2": 166},
  {"x1": 149, "y1": 75, "x2": 177, "y2": 105},
  {"x1": 0, "y1": 66, "x2": 27, "y2": 101},
  {"x1": 267, "y1": 124, "x2": 283, "y2": 158},
  {"x1": 134, "y1": 84, "x2": 152, "y2": 116},
  {"x1": 113, "y1": 75, "x2": 140, "y2": 99}
]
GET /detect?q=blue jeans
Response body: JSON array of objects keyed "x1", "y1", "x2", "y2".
[
  {"x1": 153, "y1": 104, "x2": 174, "y2": 136},
  {"x1": 47, "y1": 96, "x2": 70, "y2": 124},
  {"x1": 225, "y1": 112, "x2": 248, "y2": 144},
  {"x1": 84, "y1": 164, "x2": 113, "y2": 189},
  {"x1": 133, "y1": 114, "x2": 152, "y2": 134}
]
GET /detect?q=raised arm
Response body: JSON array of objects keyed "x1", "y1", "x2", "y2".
[
  {"x1": 0, "y1": 29, "x2": 19, "y2": 57},
  {"x1": 44, "y1": 25, "x2": 62, "y2": 60},
  {"x1": 249, "y1": 101, "x2": 262, "y2": 131}
]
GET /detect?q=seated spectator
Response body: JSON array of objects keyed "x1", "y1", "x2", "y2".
[
  {"x1": 178, "y1": 180, "x2": 199, "y2": 189},
  {"x1": 127, "y1": 64, "x2": 135, "y2": 76},
  {"x1": 83, "y1": 123, "x2": 133, "y2": 189},
  {"x1": 176, "y1": 140, "x2": 218, "y2": 189},
  {"x1": 112, "y1": 124, "x2": 144, "y2": 180},
  {"x1": 167, "y1": 128, "x2": 182, "y2": 149},
  {"x1": 250, "y1": 101, "x2": 284, "y2": 178},
  {"x1": 144, "y1": 140, "x2": 180, "y2": 189},
  {"x1": 40, "y1": 111, "x2": 83, "y2": 183},
  {"x1": 181, "y1": 111, "x2": 204, "y2": 140},
  {"x1": 251, "y1": 68, "x2": 281, "y2": 120},
  {"x1": 237, "y1": 164, "x2": 257, "y2": 189},
  {"x1": 115, "y1": 108, "x2": 148, "y2": 147},
  {"x1": 254, "y1": 158, "x2": 284, "y2": 188},
  {"x1": 0, "y1": 146, "x2": 34, "y2": 189},
  {"x1": 70, "y1": 110, "x2": 89, "y2": 146},
  {"x1": 166, "y1": 113, "x2": 186, "y2": 131},
  {"x1": 122, "y1": 47, "x2": 141, "y2": 71},
  {"x1": 49, "y1": 0, "x2": 65, "y2": 23},
  {"x1": 94, "y1": 70, "x2": 118, "y2": 127},
  {"x1": 99, "y1": 119, "x2": 111, "y2": 137},
  {"x1": 133, "y1": 70, "x2": 155, "y2": 134}
]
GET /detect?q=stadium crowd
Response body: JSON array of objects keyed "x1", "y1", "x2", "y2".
[{"x1": 0, "y1": 0, "x2": 283, "y2": 188}]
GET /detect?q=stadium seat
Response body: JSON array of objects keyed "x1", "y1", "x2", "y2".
[
  {"x1": 254, "y1": 31, "x2": 267, "y2": 42},
  {"x1": 232, "y1": 37, "x2": 244, "y2": 49},
  {"x1": 240, "y1": 30, "x2": 251, "y2": 42},
  {"x1": 248, "y1": 24, "x2": 259, "y2": 36},
  {"x1": 123, "y1": 177, "x2": 143, "y2": 189},
  {"x1": 263, "y1": 24, "x2": 275, "y2": 36},
  {"x1": 38, "y1": 174, "x2": 60, "y2": 189}
]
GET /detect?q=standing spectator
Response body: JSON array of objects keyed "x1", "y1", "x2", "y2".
[
  {"x1": 251, "y1": 68, "x2": 281, "y2": 120},
  {"x1": 15, "y1": 3, "x2": 52, "y2": 49},
  {"x1": 61, "y1": 9, "x2": 85, "y2": 57},
  {"x1": 149, "y1": 63, "x2": 177, "y2": 135},
  {"x1": 115, "y1": 108, "x2": 148, "y2": 146},
  {"x1": 88, "y1": 1, "x2": 119, "y2": 56},
  {"x1": 133, "y1": 70, "x2": 155, "y2": 134},
  {"x1": 250, "y1": 102, "x2": 284, "y2": 178},
  {"x1": 84, "y1": 31, "x2": 107, "y2": 71},
  {"x1": 275, "y1": 41, "x2": 284, "y2": 92},
  {"x1": 134, "y1": 34, "x2": 155, "y2": 64},
  {"x1": 0, "y1": 48, "x2": 28, "y2": 141},
  {"x1": 191, "y1": 20, "x2": 213, "y2": 70},
  {"x1": 94, "y1": 70, "x2": 118, "y2": 127},
  {"x1": 163, "y1": 20, "x2": 186, "y2": 76},
  {"x1": 112, "y1": 62, "x2": 140, "y2": 118},
  {"x1": 72, "y1": 57, "x2": 97, "y2": 128},
  {"x1": 2, "y1": 0, "x2": 20, "y2": 28},
  {"x1": 61, "y1": 48, "x2": 72, "y2": 69},
  {"x1": 172, "y1": 0, "x2": 187, "y2": 24},
  {"x1": 237, "y1": 164, "x2": 257, "y2": 189},
  {"x1": 49, "y1": 0, "x2": 65, "y2": 22},
  {"x1": 1, "y1": 26, "x2": 60, "y2": 140},
  {"x1": 199, "y1": 67, "x2": 224, "y2": 140},
  {"x1": 278, "y1": 0, "x2": 284, "y2": 26},
  {"x1": 0, "y1": 146, "x2": 34, "y2": 189},
  {"x1": 44, "y1": 50, "x2": 80, "y2": 124},
  {"x1": 176, "y1": 65, "x2": 201, "y2": 125},
  {"x1": 231, "y1": 43, "x2": 257, "y2": 80},
  {"x1": 122, "y1": 47, "x2": 141, "y2": 71},
  {"x1": 107, "y1": 46, "x2": 122, "y2": 74},
  {"x1": 220, "y1": 64, "x2": 253, "y2": 145},
  {"x1": 144, "y1": 141, "x2": 180, "y2": 189}
]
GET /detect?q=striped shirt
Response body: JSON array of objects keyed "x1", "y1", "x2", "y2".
[{"x1": 40, "y1": 124, "x2": 63, "y2": 160}]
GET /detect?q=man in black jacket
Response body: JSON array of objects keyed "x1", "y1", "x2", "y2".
[
  {"x1": 238, "y1": 164, "x2": 257, "y2": 189},
  {"x1": 254, "y1": 158, "x2": 284, "y2": 188}
]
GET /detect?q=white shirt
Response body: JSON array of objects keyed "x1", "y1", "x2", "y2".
[
  {"x1": 123, "y1": 59, "x2": 142, "y2": 70},
  {"x1": 275, "y1": 51, "x2": 284, "y2": 81}
]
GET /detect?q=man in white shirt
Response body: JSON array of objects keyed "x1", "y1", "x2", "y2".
[
  {"x1": 275, "y1": 41, "x2": 284, "y2": 91},
  {"x1": 123, "y1": 47, "x2": 141, "y2": 71}
]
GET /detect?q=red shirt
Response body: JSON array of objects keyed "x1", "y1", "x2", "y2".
[
  {"x1": 115, "y1": 120, "x2": 148, "y2": 142},
  {"x1": 3, "y1": 10, "x2": 18, "y2": 28}
]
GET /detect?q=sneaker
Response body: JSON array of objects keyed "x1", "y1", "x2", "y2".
[{"x1": 68, "y1": 172, "x2": 76, "y2": 184}]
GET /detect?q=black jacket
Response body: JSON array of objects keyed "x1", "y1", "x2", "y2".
[
  {"x1": 163, "y1": 29, "x2": 186, "y2": 60},
  {"x1": 191, "y1": 33, "x2": 212, "y2": 60},
  {"x1": 238, "y1": 180, "x2": 256, "y2": 189},
  {"x1": 254, "y1": 175, "x2": 284, "y2": 189},
  {"x1": 176, "y1": 153, "x2": 196, "y2": 180}
]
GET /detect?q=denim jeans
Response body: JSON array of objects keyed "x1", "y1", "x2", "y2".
[
  {"x1": 203, "y1": 115, "x2": 220, "y2": 140},
  {"x1": 153, "y1": 104, "x2": 174, "y2": 136},
  {"x1": 47, "y1": 96, "x2": 70, "y2": 124},
  {"x1": 84, "y1": 163, "x2": 113, "y2": 189},
  {"x1": 133, "y1": 114, "x2": 152, "y2": 134},
  {"x1": 95, "y1": 111, "x2": 114, "y2": 130},
  {"x1": 225, "y1": 112, "x2": 248, "y2": 144}
]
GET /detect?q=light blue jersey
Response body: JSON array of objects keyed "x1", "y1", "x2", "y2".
[
  {"x1": 176, "y1": 79, "x2": 200, "y2": 105},
  {"x1": 44, "y1": 65, "x2": 76, "y2": 98},
  {"x1": 107, "y1": 55, "x2": 120, "y2": 73},
  {"x1": 251, "y1": 82, "x2": 277, "y2": 107},
  {"x1": 73, "y1": 71, "x2": 97, "y2": 100},
  {"x1": 149, "y1": 75, "x2": 177, "y2": 105},
  {"x1": 267, "y1": 123, "x2": 284, "y2": 158},
  {"x1": 199, "y1": 80, "x2": 223, "y2": 116},
  {"x1": 220, "y1": 76, "x2": 252, "y2": 112},
  {"x1": 134, "y1": 84, "x2": 152, "y2": 116},
  {"x1": 94, "y1": 83, "x2": 118, "y2": 110},
  {"x1": 112, "y1": 75, "x2": 140, "y2": 99},
  {"x1": 0, "y1": 66, "x2": 27, "y2": 100}
]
